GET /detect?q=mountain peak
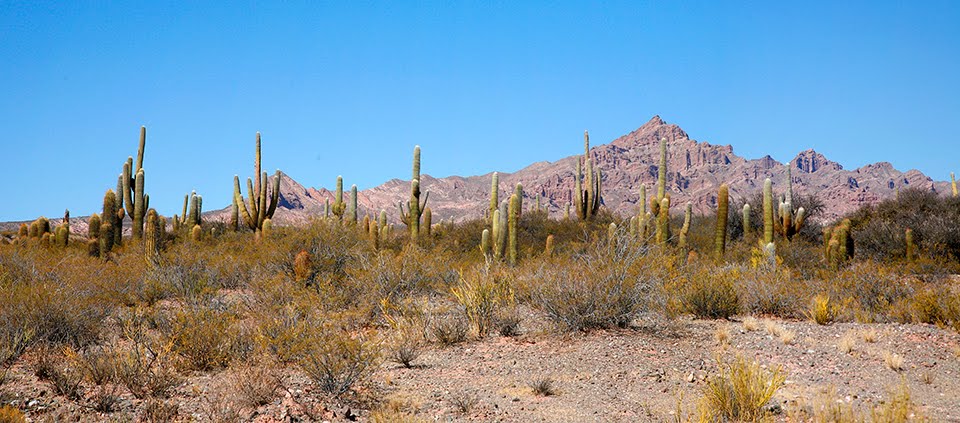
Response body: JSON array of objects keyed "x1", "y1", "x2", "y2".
[
  {"x1": 610, "y1": 115, "x2": 689, "y2": 149},
  {"x1": 791, "y1": 149, "x2": 842, "y2": 173}
]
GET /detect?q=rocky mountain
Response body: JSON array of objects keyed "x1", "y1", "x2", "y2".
[{"x1": 242, "y1": 115, "x2": 947, "y2": 225}]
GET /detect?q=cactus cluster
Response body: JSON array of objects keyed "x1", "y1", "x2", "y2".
[
  {"x1": 399, "y1": 145, "x2": 429, "y2": 244},
  {"x1": 173, "y1": 192, "x2": 202, "y2": 233},
  {"x1": 484, "y1": 180, "x2": 522, "y2": 265},
  {"x1": 233, "y1": 132, "x2": 281, "y2": 235},
  {"x1": 824, "y1": 219, "x2": 854, "y2": 269},
  {"x1": 120, "y1": 126, "x2": 148, "y2": 240},
  {"x1": 573, "y1": 131, "x2": 602, "y2": 221},
  {"x1": 777, "y1": 166, "x2": 806, "y2": 240}
]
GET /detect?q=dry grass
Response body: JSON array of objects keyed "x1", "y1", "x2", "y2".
[
  {"x1": 807, "y1": 293, "x2": 838, "y2": 325},
  {"x1": 882, "y1": 351, "x2": 904, "y2": 372},
  {"x1": 449, "y1": 391, "x2": 480, "y2": 415},
  {"x1": 862, "y1": 329, "x2": 880, "y2": 343},
  {"x1": 762, "y1": 320, "x2": 796, "y2": 345},
  {"x1": 528, "y1": 376, "x2": 558, "y2": 397},
  {"x1": 838, "y1": 332, "x2": 856, "y2": 354},
  {"x1": 699, "y1": 354, "x2": 786, "y2": 422},
  {"x1": 714, "y1": 324, "x2": 731, "y2": 346},
  {"x1": 741, "y1": 316, "x2": 760, "y2": 332}
]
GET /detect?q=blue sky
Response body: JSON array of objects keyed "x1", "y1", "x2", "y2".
[{"x1": 2, "y1": 1, "x2": 958, "y2": 221}]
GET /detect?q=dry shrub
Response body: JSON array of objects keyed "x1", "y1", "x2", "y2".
[
  {"x1": 524, "y1": 234, "x2": 663, "y2": 332},
  {"x1": 387, "y1": 328, "x2": 424, "y2": 369},
  {"x1": 830, "y1": 261, "x2": 913, "y2": 323},
  {"x1": 882, "y1": 351, "x2": 904, "y2": 372},
  {"x1": 738, "y1": 268, "x2": 805, "y2": 318},
  {"x1": 34, "y1": 347, "x2": 83, "y2": 400},
  {"x1": 807, "y1": 293, "x2": 839, "y2": 325},
  {"x1": 849, "y1": 188, "x2": 960, "y2": 260},
  {"x1": 139, "y1": 399, "x2": 179, "y2": 422},
  {"x1": 0, "y1": 405, "x2": 25, "y2": 423},
  {"x1": 451, "y1": 265, "x2": 514, "y2": 338},
  {"x1": 247, "y1": 276, "x2": 327, "y2": 363},
  {"x1": 297, "y1": 329, "x2": 381, "y2": 397},
  {"x1": 871, "y1": 382, "x2": 922, "y2": 421},
  {"x1": 165, "y1": 301, "x2": 239, "y2": 371},
  {"x1": 679, "y1": 266, "x2": 740, "y2": 320},
  {"x1": 528, "y1": 376, "x2": 557, "y2": 396},
  {"x1": 115, "y1": 308, "x2": 182, "y2": 399},
  {"x1": 431, "y1": 313, "x2": 469, "y2": 346},
  {"x1": 227, "y1": 360, "x2": 282, "y2": 409},
  {"x1": 699, "y1": 354, "x2": 786, "y2": 422},
  {"x1": 838, "y1": 332, "x2": 856, "y2": 354}
]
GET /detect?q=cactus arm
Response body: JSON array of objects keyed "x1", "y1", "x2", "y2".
[
  {"x1": 657, "y1": 137, "x2": 667, "y2": 201},
  {"x1": 136, "y1": 126, "x2": 146, "y2": 172},
  {"x1": 234, "y1": 176, "x2": 255, "y2": 229},
  {"x1": 266, "y1": 170, "x2": 281, "y2": 219}
]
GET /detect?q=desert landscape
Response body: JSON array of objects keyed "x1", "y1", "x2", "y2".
[{"x1": 2, "y1": 2, "x2": 959, "y2": 422}]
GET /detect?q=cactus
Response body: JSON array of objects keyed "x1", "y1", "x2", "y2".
[
  {"x1": 101, "y1": 190, "x2": 120, "y2": 253},
  {"x1": 60, "y1": 209, "x2": 70, "y2": 247},
  {"x1": 88, "y1": 214, "x2": 101, "y2": 240},
  {"x1": 489, "y1": 172, "x2": 499, "y2": 223},
  {"x1": 952, "y1": 172, "x2": 958, "y2": 197},
  {"x1": 573, "y1": 131, "x2": 602, "y2": 221},
  {"x1": 679, "y1": 202, "x2": 692, "y2": 249},
  {"x1": 657, "y1": 137, "x2": 668, "y2": 203},
  {"x1": 261, "y1": 218, "x2": 273, "y2": 239},
  {"x1": 545, "y1": 234, "x2": 555, "y2": 257},
  {"x1": 480, "y1": 228, "x2": 491, "y2": 257},
  {"x1": 608, "y1": 222, "x2": 617, "y2": 242},
  {"x1": 491, "y1": 206, "x2": 505, "y2": 260},
  {"x1": 715, "y1": 184, "x2": 729, "y2": 259},
  {"x1": 778, "y1": 166, "x2": 806, "y2": 240},
  {"x1": 119, "y1": 126, "x2": 149, "y2": 240},
  {"x1": 827, "y1": 219, "x2": 855, "y2": 268},
  {"x1": 742, "y1": 204, "x2": 751, "y2": 238},
  {"x1": 763, "y1": 178, "x2": 774, "y2": 244},
  {"x1": 370, "y1": 216, "x2": 381, "y2": 250},
  {"x1": 233, "y1": 132, "x2": 281, "y2": 234},
  {"x1": 514, "y1": 183, "x2": 523, "y2": 218},
  {"x1": 17, "y1": 224, "x2": 28, "y2": 239},
  {"x1": 230, "y1": 195, "x2": 239, "y2": 231},
  {"x1": 508, "y1": 193, "x2": 519, "y2": 265},
  {"x1": 87, "y1": 238, "x2": 99, "y2": 257},
  {"x1": 349, "y1": 184, "x2": 359, "y2": 224},
  {"x1": 99, "y1": 222, "x2": 114, "y2": 256},
  {"x1": 656, "y1": 197, "x2": 670, "y2": 245},
  {"x1": 423, "y1": 207, "x2": 432, "y2": 236},
  {"x1": 379, "y1": 210, "x2": 387, "y2": 232},
  {"x1": 399, "y1": 146, "x2": 429, "y2": 244},
  {"x1": 822, "y1": 226, "x2": 833, "y2": 261},
  {"x1": 144, "y1": 209, "x2": 162, "y2": 261},
  {"x1": 638, "y1": 185, "x2": 647, "y2": 225},
  {"x1": 191, "y1": 224, "x2": 202, "y2": 242},
  {"x1": 905, "y1": 228, "x2": 916, "y2": 261},
  {"x1": 330, "y1": 176, "x2": 346, "y2": 220},
  {"x1": 564, "y1": 203, "x2": 570, "y2": 220}
]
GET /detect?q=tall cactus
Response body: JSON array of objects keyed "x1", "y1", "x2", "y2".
[
  {"x1": 423, "y1": 207, "x2": 432, "y2": 236},
  {"x1": 778, "y1": 165, "x2": 806, "y2": 240},
  {"x1": 492, "y1": 203, "x2": 508, "y2": 260},
  {"x1": 679, "y1": 201, "x2": 692, "y2": 248},
  {"x1": 573, "y1": 131, "x2": 601, "y2": 221},
  {"x1": 508, "y1": 193, "x2": 519, "y2": 265},
  {"x1": 715, "y1": 184, "x2": 729, "y2": 259},
  {"x1": 102, "y1": 190, "x2": 119, "y2": 253},
  {"x1": 233, "y1": 132, "x2": 281, "y2": 233},
  {"x1": 330, "y1": 176, "x2": 346, "y2": 220},
  {"x1": 121, "y1": 126, "x2": 148, "y2": 240},
  {"x1": 349, "y1": 184, "x2": 359, "y2": 224},
  {"x1": 489, "y1": 172, "x2": 499, "y2": 223},
  {"x1": 952, "y1": 172, "x2": 958, "y2": 197},
  {"x1": 399, "y1": 145, "x2": 429, "y2": 244},
  {"x1": 657, "y1": 137, "x2": 668, "y2": 203},
  {"x1": 656, "y1": 197, "x2": 670, "y2": 245},
  {"x1": 742, "y1": 204, "x2": 751, "y2": 238},
  {"x1": 763, "y1": 178, "x2": 774, "y2": 244},
  {"x1": 144, "y1": 208, "x2": 162, "y2": 261},
  {"x1": 905, "y1": 227, "x2": 916, "y2": 261}
]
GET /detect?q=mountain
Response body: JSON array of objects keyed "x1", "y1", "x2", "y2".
[{"x1": 247, "y1": 116, "x2": 947, "y2": 225}]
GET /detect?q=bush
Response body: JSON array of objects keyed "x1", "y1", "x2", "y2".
[
  {"x1": 699, "y1": 354, "x2": 786, "y2": 422},
  {"x1": 678, "y1": 267, "x2": 740, "y2": 320},
  {"x1": 165, "y1": 302, "x2": 238, "y2": 371},
  {"x1": 450, "y1": 266, "x2": 513, "y2": 338},
  {"x1": 848, "y1": 188, "x2": 960, "y2": 260},
  {"x1": 297, "y1": 330, "x2": 380, "y2": 397},
  {"x1": 525, "y1": 233, "x2": 663, "y2": 331}
]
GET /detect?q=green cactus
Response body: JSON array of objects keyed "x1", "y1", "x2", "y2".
[
  {"x1": 638, "y1": 184, "x2": 647, "y2": 222},
  {"x1": 778, "y1": 166, "x2": 806, "y2": 240},
  {"x1": 952, "y1": 172, "x2": 957, "y2": 197},
  {"x1": 481, "y1": 228, "x2": 491, "y2": 257},
  {"x1": 102, "y1": 190, "x2": 119, "y2": 253},
  {"x1": 230, "y1": 195, "x2": 239, "y2": 231},
  {"x1": 742, "y1": 204, "x2": 751, "y2": 238},
  {"x1": 573, "y1": 131, "x2": 602, "y2": 221},
  {"x1": 423, "y1": 207, "x2": 432, "y2": 236},
  {"x1": 191, "y1": 224, "x2": 202, "y2": 242},
  {"x1": 715, "y1": 184, "x2": 729, "y2": 259},
  {"x1": 657, "y1": 137, "x2": 668, "y2": 203},
  {"x1": 544, "y1": 234, "x2": 555, "y2": 257},
  {"x1": 120, "y1": 126, "x2": 148, "y2": 240},
  {"x1": 61, "y1": 209, "x2": 70, "y2": 246},
  {"x1": 514, "y1": 183, "x2": 523, "y2": 219},
  {"x1": 88, "y1": 214, "x2": 101, "y2": 240},
  {"x1": 822, "y1": 226, "x2": 833, "y2": 261},
  {"x1": 489, "y1": 172, "x2": 499, "y2": 223},
  {"x1": 349, "y1": 184, "x2": 359, "y2": 224},
  {"x1": 492, "y1": 205, "x2": 506, "y2": 260},
  {"x1": 17, "y1": 223, "x2": 28, "y2": 239},
  {"x1": 99, "y1": 222, "x2": 114, "y2": 256},
  {"x1": 399, "y1": 145, "x2": 429, "y2": 244},
  {"x1": 763, "y1": 178, "x2": 774, "y2": 244},
  {"x1": 233, "y1": 132, "x2": 281, "y2": 234},
  {"x1": 330, "y1": 176, "x2": 346, "y2": 220},
  {"x1": 905, "y1": 227, "x2": 916, "y2": 261},
  {"x1": 87, "y1": 238, "x2": 99, "y2": 257},
  {"x1": 508, "y1": 193, "x2": 519, "y2": 265},
  {"x1": 379, "y1": 210, "x2": 387, "y2": 232},
  {"x1": 656, "y1": 197, "x2": 670, "y2": 245},
  {"x1": 369, "y1": 215, "x2": 380, "y2": 250},
  {"x1": 144, "y1": 208, "x2": 161, "y2": 261},
  {"x1": 564, "y1": 203, "x2": 570, "y2": 220},
  {"x1": 679, "y1": 202, "x2": 692, "y2": 249}
]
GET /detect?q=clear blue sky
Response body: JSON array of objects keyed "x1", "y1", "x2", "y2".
[{"x1": 2, "y1": 1, "x2": 958, "y2": 221}]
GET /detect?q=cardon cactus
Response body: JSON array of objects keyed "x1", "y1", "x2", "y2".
[
  {"x1": 330, "y1": 176, "x2": 346, "y2": 220},
  {"x1": 679, "y1": 202, "x2": 692, "y2": 249},
  {"x1": 608, "y1": 222, "x2": 618, "y2": 242},
  {"x1": 17, "y1": 223, "x2": 28, "y2": 239},
  {"x1": 423, "y1": 207, "x2": 432, "y2": 236},
  {"x1": 715, "y1": 184, "x2": 729, "y2": 259},
  {"x1": 492, "y1": 204, "x2": 508, "y2": 260},
  {"x1": 508, "y1": 193, "x2": 519, "y2": 265},
  {"x1": 99, "y1": 221, "x2": 114, "y2": 257},
  {"x1": 742, "y1": 204, "x2": 751, "y2": 238},
  {"x1": 230, "y1": 195, "x2": 239, "y2": 232},
  {"x1": 101, "y1": 190, "x2": 119, "y2": 253},
  {"x1": 489, "y1": 172, "x2": 499, "y2": 223},
  {"x1": 144, "y1": 208, "x2": 162, "y2": 261},
  {"x1": 656, "y1": 197, "x2": 670, "y2": 245},
  {"x1": 191, "y1": 224, "x2": 202, "y2": 242},
  {"x1": 763, "y1": 178, "x2": 774, "y2": 244},
  {"x1": 545, "y1": 234, "x2": 555, "y2": 257},
  {"x1": 349, "y1": 184, "x2": 358, "y2": 224},
  {"x1": 399, "y1": 145, "x2": 429, "y2": 244},
  {"x1": 657, "y1": 137, "x2": 668, "y2": 203},
  {"x1": 88, "y1": 214, "x2": 101, "y2": 240},
  {"x1": 233, "y1": 132, "x2": 281, "y2": 234},
  {"x1": 480, "y1": 228, "x2": 491, "y2": 257},
  {"x1": 121, "y1": 126, "x2": 148, "y2": 240},
  {"x1": 573, "y1": 131, "x2": 602, "y2": 221},
  {"x1": 778, "y1": 166, "x2": 806, "y2": 240}
]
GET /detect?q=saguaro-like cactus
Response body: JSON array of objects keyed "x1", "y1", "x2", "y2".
[
  {"x1": 230, "y1": 195, "x2": 239, "y2": 231},
  {"x1": 763, "y1": 178, "x2": 774, "y2": 244},
  {"x1": 55, "y1": 210, "x2": 70, "y2": 247},
  {"x1": 508, "y1": 193, "x2": 519, "y2": 265},
  {"x1": 544, "y1": 234, "x2": 555, "y2": 257},
  {"x1": 573, "y1": 131, "x2": 601, "y2": 221},
  {"x1": 423, "y1": 207, "x2": 432, "y2": 236},
  {"x1": 715, "y1": 184, "x2": 729, "y2": 259},
  {"x1": 742, "y1": 204, "x2": 751, "y2": 238},
  {"x1": 656, "y1": 197, "x2": 670, "y2": 245},
  {"x1": 778, "y1": 166, "x2": 806, "y2": 240},
  {"x1": 330, "y1": 176, "x2": 346, "y2": 220},
  {"x1": 492, "y1": 203, "x2": 508, "y2": 260},
  {"x1": 679, "y1": 202, "x2": 692, "y2": 249},
  {"x1": 489, "y1": 172, "x2": 499, "y2": 223},
  {"x1": 349, "y1": 184, "x2": 359, "y2": 224},
  {"x1": 905, "y1": 228, "x2": 916, "y2": 261},
  {"x1": 399, "y1": 146, "x2": 429, "y2": 244},
  {"x1": 657, "y1": 137, "x2": 668, "y2": 203},
  {"x1": 101, "y1": 190, "x2": 119, "y2": 254},
  {"x1": 481, "y1": 228, "x2": 491, "y2": 257},
  {"x1": 233, "y1": 132, "x2": 281, "y2": 234},
  {"x1": 144, "y1": 208, "x2": 162, "y2": 261},
  {"x1": 120, "y1": 126, "x2": 149, "y2": 240}
]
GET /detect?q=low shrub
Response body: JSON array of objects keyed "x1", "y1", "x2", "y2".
[
  {"x1": 699, "y1": 354, "x2": 786, "y2": 422},
  {"x1": 679, "y1": 267, "x2": 740, "y2": 320},
  {"x1": 297, "y1": 330, "x2": 381, "y2": 397}
]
